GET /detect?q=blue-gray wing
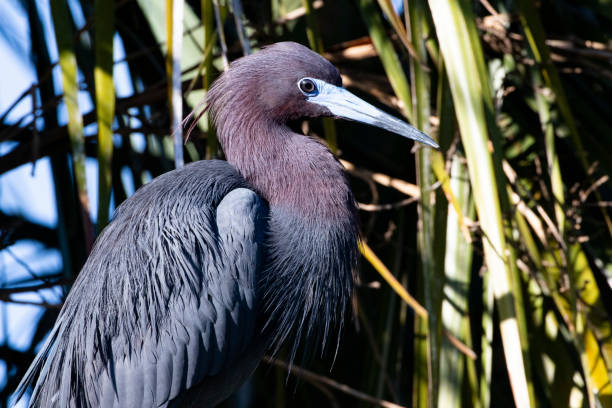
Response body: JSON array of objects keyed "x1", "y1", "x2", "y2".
[{"x1": 12, "y1": 161, "x2": 268, "y2": 407}]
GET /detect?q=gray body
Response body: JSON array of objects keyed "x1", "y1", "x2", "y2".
[
  {"x1": 17, "y1": 161, "x2": 270, "y2": 407},
  {"x1": 13, "y1": 41, "x2": 435, "y2": 407}
]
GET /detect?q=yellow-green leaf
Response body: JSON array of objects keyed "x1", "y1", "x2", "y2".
[
  {"x1": 94, "y1": 0, "x2": 115, "y2": 230},
  {"x1": 50, "y1": 0, "x2": 93, "y2": 249},
  {"x1": 427, "y1": 0, "x2": 532, "y2": 405}
]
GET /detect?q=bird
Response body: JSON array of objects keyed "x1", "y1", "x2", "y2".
[{"x1": 12, "y1": 41, "x2": 437, "y2": 407}]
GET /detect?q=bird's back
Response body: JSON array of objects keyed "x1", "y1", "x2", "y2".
[{"x1": 13, "y1": 160, "x2": 269, "y2": 407}]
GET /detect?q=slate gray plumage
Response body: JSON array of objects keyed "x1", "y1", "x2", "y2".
[
  {"x1": 13, "y1": 41, "x2": 435, "y2": 407},
  {"x1": 15, "y1": 161, "x2": 270, "y2": 407}
]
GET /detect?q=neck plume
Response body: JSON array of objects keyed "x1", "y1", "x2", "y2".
[{"x1": 207, "y1": 64, "x2": 359, "y2": 363}]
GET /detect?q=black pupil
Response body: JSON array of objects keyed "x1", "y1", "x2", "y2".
[{"x1": 300, "y1": 80, "x2": 315, "y2": 93}]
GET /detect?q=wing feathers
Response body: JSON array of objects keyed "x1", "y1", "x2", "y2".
[{"x1": 12, "y1": 162, "x2": 266, "y2": 408}]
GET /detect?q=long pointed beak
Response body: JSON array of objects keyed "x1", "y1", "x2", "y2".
[{"x1": 305, "y1": 79, "x2": 439, "y2": 149}]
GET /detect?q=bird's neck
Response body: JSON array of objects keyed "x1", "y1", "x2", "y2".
[
  {"x1": 222, "y1": 120, "x2": 354, "y2": 222},
  {"x1": 220, "y1": 120, "x2": 359, "y2": 359}
]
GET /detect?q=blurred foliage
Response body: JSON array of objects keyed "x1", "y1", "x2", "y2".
[{"x1": 1, "y1": 0, "x2": 612, "y2": 407}]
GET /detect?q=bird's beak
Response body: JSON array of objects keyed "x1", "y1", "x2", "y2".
[{"x1": 305, "y1": 79, "x2": 439, "y2": 149}]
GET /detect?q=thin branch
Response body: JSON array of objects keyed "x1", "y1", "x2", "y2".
[
  {"x1": 341, "y1": 159, "x2": 420, "y2": 198},
  {"x1": 443, "y1": 329, "x2": 477, "y2": 360},
  {"x1": 580, "y1": 175, "x2": 609, "y2": 203},
  {"x1": 0, "y1": 280, "x2": 66, "y2": 296},
  {"x1": 264, "y1": 357, "x2": 407, "y2": 408},
  {"x1": 5, "y1": 248, "x2": 53, "y2": 284},
  {"x1": 0, "y1": 296, "x2": 61, "y2": 309},
  {"x1": 358, "y1": 197, "x2": 418, "y2": 212}
]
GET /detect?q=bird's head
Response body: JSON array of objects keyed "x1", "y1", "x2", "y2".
[{"x1": 203, "y1": 41, "x2": 438, "y2": 149}]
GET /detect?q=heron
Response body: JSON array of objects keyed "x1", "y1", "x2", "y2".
[{"x1": 12, "y1": 41, "x2": 437, "y2": 407}]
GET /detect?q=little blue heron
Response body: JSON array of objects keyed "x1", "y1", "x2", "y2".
[{"x1": 13, "y1": 41, "x2": 437, "y2": 407}]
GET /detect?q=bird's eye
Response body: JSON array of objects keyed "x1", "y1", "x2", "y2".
[{"x1": 298, "y1": 78, "x2": 318, "y2": 96}]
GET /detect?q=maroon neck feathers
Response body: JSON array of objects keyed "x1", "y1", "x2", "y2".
[
  {"x1": 222, "y1": 115, "x2": 353, "y2": 221},
  {"x1": 207, "y1": 78, "x2": 353, "y2": 221}
]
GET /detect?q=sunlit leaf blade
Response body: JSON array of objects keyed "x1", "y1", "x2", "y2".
[
  {"x1": 480, "y1": 264, "x2": 494, "y2": 408},
  {"x1": 439, "y1": 157, "x2": 474, "y2": 408},
  {"x1": 166, "y1": 0, "x2": 184, "y2": 168},
  {"x1": 543, "y1": 244, "x2": 612, "y2": 406},
  {"x1": 50, "y1": 0, "x2": 93, "y2": 250},
  {"x1": 409, "y1": 0, "x2": 440, "y2": 405},
  {"x1": 25, "y1": 0, "x2": 86, "y2": 281},
  {"x1": 94, "y1": 0, "x2": 115, "y2": 230},
  {"x1": 427, "y1": 0, "x2": 532, "y2": 406},
  {"x1": 585, "y1": 328, "x2": 612, "y2": 406},
  {"x1": 413, "y1": 315, "x2": 429, "y2": 408},
  {"x1": 436, "y1": 54, "x2": 477, "y2": 408}
]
